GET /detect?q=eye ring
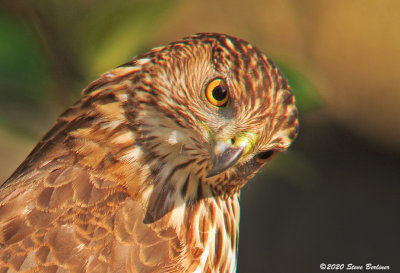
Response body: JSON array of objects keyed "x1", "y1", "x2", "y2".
[
  {"x1": 255, "y1": 150, "x2": 277, "y2": 164},
  {"x1": 205, "y1": 78, "x2": 229, "y2": 107}
]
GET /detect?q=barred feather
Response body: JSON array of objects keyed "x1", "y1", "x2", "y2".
[{"x1": 0, "y1": 33, "x2": 298, "y2": 273}]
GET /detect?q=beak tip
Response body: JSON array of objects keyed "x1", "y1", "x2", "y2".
[
  {"x1": 206, "y1": 173, "x2": 214, "y2": 178},
  {"x1": 206, "y1": 168, "x2": 221, "y2": 178},
  {"x1": 206, "y1": 143, "x2": 245, "y2": 178}
]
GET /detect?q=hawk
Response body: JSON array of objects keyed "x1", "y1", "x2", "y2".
[{"x1": 0, "y1": 33, "x2": 298, "y2": 273}]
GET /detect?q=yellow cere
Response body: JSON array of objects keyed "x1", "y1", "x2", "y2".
[{"x1": 233, "y1": 131, "x2": 259, "y2": 156}]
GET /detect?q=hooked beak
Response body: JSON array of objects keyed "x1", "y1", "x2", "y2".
[{"x1": 207, "y1": 140, "x2": 245, "y2": 177}]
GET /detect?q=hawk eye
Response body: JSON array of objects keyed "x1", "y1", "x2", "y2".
[
  {"x1": 205, "y1": 78, "x2": 229, "y2": 107},
  {"x1": 255, "y1": 150, "x2": 276, "y2": 163}
]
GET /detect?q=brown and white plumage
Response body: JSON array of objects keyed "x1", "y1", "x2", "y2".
[{"x1": 0, "y1": 33, "x2": 298, "y2": 273}]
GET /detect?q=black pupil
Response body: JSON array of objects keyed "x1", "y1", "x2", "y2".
[
  {"x1": 212, "y1": 85, "x2": 227, "y2": 101},
  {"x1": 258, "y1": 150, "x2": 274, "y2": 160}
]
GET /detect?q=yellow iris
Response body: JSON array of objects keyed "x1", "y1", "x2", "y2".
[{"x1": 205, "y1": 78, "x2": 229, "y2": 107}]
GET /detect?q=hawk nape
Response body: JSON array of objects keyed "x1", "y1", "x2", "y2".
[{"x1": 0, "y1": 33, "x2": 298, "y2": 273}]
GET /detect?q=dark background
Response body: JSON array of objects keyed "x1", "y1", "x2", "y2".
[{"x1": 0, "y1": 1, "x2": 399, "y2": 272}]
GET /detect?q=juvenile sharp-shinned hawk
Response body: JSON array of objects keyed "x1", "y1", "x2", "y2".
[{"x1": 0, "y1": 33, "x2": 298, "y2": 273}]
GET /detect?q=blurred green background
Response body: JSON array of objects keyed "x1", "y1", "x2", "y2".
[{"x1": 0, "y1": 0, "x2": 399, "y2": 272}]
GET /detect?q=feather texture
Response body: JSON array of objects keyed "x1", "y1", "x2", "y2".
[{"x1": 0, "y1": 33, "x2": 298, "y2": 272}]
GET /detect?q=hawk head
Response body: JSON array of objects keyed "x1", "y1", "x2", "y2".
[{"x1": 111, "y1": 33, "x2": 298, "y2": 195}]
